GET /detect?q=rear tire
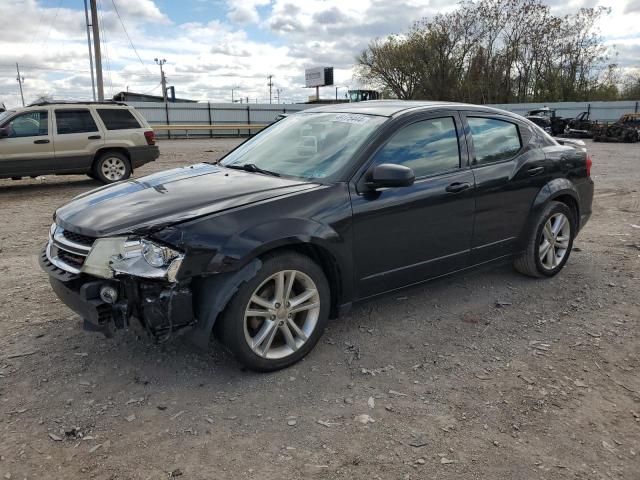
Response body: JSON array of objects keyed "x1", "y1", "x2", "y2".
[
  {"x1": 514, "y1": 201, "x2": 575, "y2": 278},
  {"x1": 216, "y1": 251, "x2": 330, "y2": 372},
  {"x1": 93, "y1": 151, "x2": 131, "y2": 184}
]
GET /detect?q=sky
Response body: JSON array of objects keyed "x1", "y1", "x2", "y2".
[{"x1": 0, "y1": 0, "x2": 638, "y2": 108}]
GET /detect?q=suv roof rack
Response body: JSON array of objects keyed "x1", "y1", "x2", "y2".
[{"x1": 27, "y1": 100, "x2": 128, "y2": 107}]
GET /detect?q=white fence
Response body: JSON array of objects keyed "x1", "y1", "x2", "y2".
[
  {"x1": 127, "y1": 100, "x2": 640, "y2": 138},
  {"x1": 127, "y1": 102, "x2": 313, "y2": 138}
]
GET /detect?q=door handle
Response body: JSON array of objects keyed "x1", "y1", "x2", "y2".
[
  {"x1": 528, "y1": 166, "x2": 544, "y2": 176},
  {"x1": 88, "y1": 135, "x2": 101, "y2": 140},
  {"x1": 33, "y1": 139, "x2": 50, "y2": 144},
  {"x1": 445, "y1": 182, "x2": 471, "y2": 193}
]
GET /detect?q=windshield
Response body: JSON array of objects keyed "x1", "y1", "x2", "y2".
[
  {"x1": 220, "y1": 112, "x2": 387, "y2": 180},
  {"x1": 0, "y1": 110, "x2": 15, "y2": 124}
]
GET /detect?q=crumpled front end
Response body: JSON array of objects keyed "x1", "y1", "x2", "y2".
[{"x1": 40, "y1": 223, "x2": 194, "y2": 340}]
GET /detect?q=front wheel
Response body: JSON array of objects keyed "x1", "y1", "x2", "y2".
[
  {"x1": 216, "y1": 252, "x2": 330, "y2": 371},
  {"x1": 514, "y1": 201, "x2": 575, "y2": 278}
]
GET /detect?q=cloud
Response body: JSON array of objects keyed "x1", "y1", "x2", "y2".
[
  {"x1": 226, "y1": 0, "x2": 270, "y2": 25},
  {"x1": 1, "y1": 0, "x2": 639, "y2": 107},
  {"x1": 624, "y1": 0, "x2": 640, "y2": 13}
]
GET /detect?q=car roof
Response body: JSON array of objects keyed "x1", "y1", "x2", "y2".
[{"x1": 303, "y1": 100, "x2": 517, "y2": 118}]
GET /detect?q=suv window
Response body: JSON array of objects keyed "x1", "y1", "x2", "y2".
[
  {"x1": 372, "y1": 117, "x2": 460, "y2": 178},
  {"x1": 55, "y1": 109, "x2": 98, "y2": 134},
  {"x1": 468, "y1": 117, "x2": 521, "y2": 165},
  {"x1": 3, "y1": 111, "x2": 48, "y2": 138},
  {"x1": 97, "y1": 109, "x2": 140, "y2": 130}
]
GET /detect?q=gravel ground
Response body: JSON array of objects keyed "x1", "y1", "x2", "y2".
[{"x1": 0, "y1": 138, "x2": 638, "y2": 479}]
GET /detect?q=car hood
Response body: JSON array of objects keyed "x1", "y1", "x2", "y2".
[{"x1": 55, "y1": 163, "x2": 320, "y2": 237}]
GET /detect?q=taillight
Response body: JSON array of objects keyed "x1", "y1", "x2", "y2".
[
  {"x1": 586, "y1": 154, "x2": 592, "y2": 177},
  {"x1": 144, "y1": 130, "x2": 156, "y2": 146}
]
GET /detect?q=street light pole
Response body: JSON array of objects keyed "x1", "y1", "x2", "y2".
[
  {"x1": 154, "y1": 58, "x2": 167, "y2": 102},
  {"x1": 267, "y1": 75, "x2": 273, "y2": 104}
]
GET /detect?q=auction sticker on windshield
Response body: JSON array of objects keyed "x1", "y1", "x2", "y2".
[{"x1": 333, "y1": 113, "x2": 371, "y2": 124}]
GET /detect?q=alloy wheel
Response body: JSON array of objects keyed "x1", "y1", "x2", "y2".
[
  {"x1": 243, "y1": 270, "x2": 321, "y2": 360},
  {"x1": 101, "y1": 157, "x2": 127, "y2": 181},
  {"x1": 539, "y1": 212, "x2": 571, "y2": 270}
]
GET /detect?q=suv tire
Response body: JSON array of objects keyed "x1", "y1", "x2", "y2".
[
  {"x1": 514, "y1": 201, "x2": 575, "y2": 278},
  {"x1": 93, "y1": 151, "x2": 131, "y2": 184},
  {"x1": 216, "y1": 251, "x2": 330, "y2": 372}
]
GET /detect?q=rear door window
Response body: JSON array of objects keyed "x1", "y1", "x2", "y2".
[
  {"x1": 468, "y1": 117, "x2": 521, "y2": 165},
  {"x1": 55, "y1": 109, "x2": 98, "y2": 134},
  {"x1": 96, "y1": 109, "x2": 141, "y2": 130}
]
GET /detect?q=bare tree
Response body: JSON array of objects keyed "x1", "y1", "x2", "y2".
[{"x1": 356, "y1": 0, "x2": 616, "y2": 103}]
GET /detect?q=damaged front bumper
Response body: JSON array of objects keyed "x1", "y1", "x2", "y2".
[{"x1": 40, "y1": 248, "x2": 195, "y2": 339}]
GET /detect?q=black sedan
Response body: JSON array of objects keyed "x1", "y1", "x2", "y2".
[{"x1": 41, "y1": 101, "x2": 594, "y2": 371}]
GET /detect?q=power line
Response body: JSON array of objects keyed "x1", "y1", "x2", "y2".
[
  {"x1": 0, "y1": 64, "x2": 92, "y2": 73},
  {"x1": 110, "y1": 0, "x2": 154, "y2": 75},
  {"x1": 41, "y1": 0, "x2": 64, "y2": 52}
]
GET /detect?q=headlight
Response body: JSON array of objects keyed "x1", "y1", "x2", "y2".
[
  {"x1": 82, "y1": 237, "x2": 184, "y2": 282},
  {"x1": 141, "y1": 240, "x2": 178, "y2": 268}
]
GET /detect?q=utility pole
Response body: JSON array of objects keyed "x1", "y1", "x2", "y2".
[
  {"x1": 267, "y1": 75, "x2": 273, "y2": 104},
  {"x1": 83, "y1": 0, "x2": 96, "y2": 101},
  {"x1": 231, "y1": 86, "x2": 239, "y2": 103},
  {"x1": 155, "y1": 58, "x2": 167, "y2": 102},
  {"x1": 276, "y1": 88, "x2": 282, "y2": 104},
  {"x1": 89, "y1": 0, "x2": 104, "y2": 101},
  {"x1": 16, "y1": 63, "x2": 25, "y2": 106}
]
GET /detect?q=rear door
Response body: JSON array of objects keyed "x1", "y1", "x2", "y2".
[
  {"x1": 0, "y1": 109, "x2": 53, "y2": 176},
  {"x1": 350, "y1": 111, "x2": 475, "y2": 298},
  {"x1": 461, "y1": 113, "x2": 550, "y2": 264},
  {"x1": 53, "y1": 108, "x2": 104, "y2": 173}
]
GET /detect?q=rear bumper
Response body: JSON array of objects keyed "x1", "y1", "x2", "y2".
[
  {"x1": 129, "y1": 145, "x2": 159, "y2": 169},
  {"x1": 577, "y1": 178, "x2": 594, "y2": 232}
]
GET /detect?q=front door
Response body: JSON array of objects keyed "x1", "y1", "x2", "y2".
[
  {"x1": 0, "y1": 109, "x2": 53, "y2": 176},
  {"x1": 350, "y1": 112, "x2": 475, "y2": 298}
]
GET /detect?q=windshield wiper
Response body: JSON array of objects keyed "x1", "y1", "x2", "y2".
[{"x1": 224, "y1": 163, "x2": 281, "y2": 177}]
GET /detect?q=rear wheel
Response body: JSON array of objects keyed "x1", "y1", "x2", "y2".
[
  {"x1": 216, "y1": 252, "x2": 330, "y2": 371},
  {"x1": 93, "y1": 151, "x2": 131, "y2": 184},
  {"x1": 514, "y1": 201, "x2": 575, "y2": 278}
]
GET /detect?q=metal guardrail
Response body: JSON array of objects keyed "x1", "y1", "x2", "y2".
[{"x1": 150, "y1": 123, "x2": 269, "y2": 138}]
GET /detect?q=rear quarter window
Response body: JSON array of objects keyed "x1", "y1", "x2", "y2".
[
  {"x1": 96, "y1": 109, "x2": 141, "y2": 130},
  {"x1": 468, "y1": 117, "x2": 522, "y2": 165}
]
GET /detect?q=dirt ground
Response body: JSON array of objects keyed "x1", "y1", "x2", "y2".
[{"x1": 0, "y1": 138, "x2": 638, "y2": 480}]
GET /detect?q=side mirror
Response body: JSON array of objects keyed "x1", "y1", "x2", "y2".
[
  {"x1": 0, "y1": 127, "x2": 9, "y2": 138},
  {"x1": 365, "y1": 163, "x2": 415, "y2": 190}
]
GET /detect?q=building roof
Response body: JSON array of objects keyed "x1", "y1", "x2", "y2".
[{"x1": 112, "y1": 91, "x2": 197, "y2": 103}]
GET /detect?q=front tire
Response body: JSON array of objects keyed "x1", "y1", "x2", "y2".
[
  {"x1": 93, "y1": 151, "x2": 131, "y2": 184},
  {"x1": 216, "y1": 252, "x2": 330, "y2": 371},
  {"x1": 514, "y1": 201, "x2": 575, "y2": 278}
]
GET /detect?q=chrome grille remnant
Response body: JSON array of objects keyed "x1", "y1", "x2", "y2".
[{"x1": 46, "y1": 224, "x2": 95, "y2": 274}]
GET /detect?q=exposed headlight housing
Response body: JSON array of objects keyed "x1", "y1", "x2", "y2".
[
  {"x1": 82, "y1": 237, "x2": 184, "y2": 282},
  {"x1": 141, "y1": 240, "x2": 178, "y2": 268}
]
